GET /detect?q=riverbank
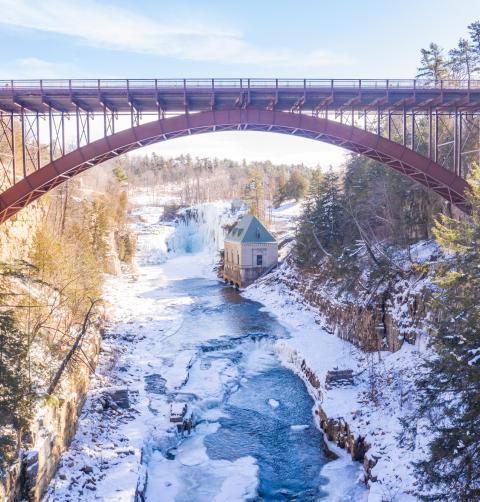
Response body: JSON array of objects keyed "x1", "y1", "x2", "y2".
[{"x1": 244, "y1": 262, "x2": 429, "y2": 502}]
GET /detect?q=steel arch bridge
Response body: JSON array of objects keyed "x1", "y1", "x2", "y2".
[{"x1": 0, "y1": 78, "x2": 479, "y2": 222}]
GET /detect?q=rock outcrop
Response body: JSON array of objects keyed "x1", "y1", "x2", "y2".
[{"x1": 278, "y1": 257, "x2": 433, "y2": 352}]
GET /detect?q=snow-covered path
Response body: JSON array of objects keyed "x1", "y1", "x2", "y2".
[{"x1": 45, "y1": 203, "x2": 367, "y2": 502}]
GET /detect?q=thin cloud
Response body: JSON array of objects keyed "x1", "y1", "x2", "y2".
[
  {"x1": 0, "y1": 57, "x2": 77, "y2": 79},
  {"x1": 0, "y1": 0, "x2": 349, "y2": 68}
]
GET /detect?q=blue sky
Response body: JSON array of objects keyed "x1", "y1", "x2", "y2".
[{"x1": 0, "y1": 0, "x2": 478, "y2": 166}]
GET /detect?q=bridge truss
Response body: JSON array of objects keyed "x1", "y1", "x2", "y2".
[{"x1": 0, "y1": 78, "x2": 479, "y2": 221}]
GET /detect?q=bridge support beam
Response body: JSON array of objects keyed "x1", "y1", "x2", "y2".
[
  {"x1": 0, "y1": 109, "x2": 472, "y2": 224},
  {"x1": 20, "y1": 110, "x2": 41, "y2": 176}
]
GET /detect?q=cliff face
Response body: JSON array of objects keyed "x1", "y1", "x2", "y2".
[
  {"x1": 0, "y1": 197, "x2": 122, "y2": 501},
  {"x1": 0, "y1": 201, "x2": 46, "y2": 263},
  {"x1": 25, "y1": 328, "x2": 101, "y2": 501},
  {"x1": 0, "y1": 329, "x2": 102, "y2": 502},
  {"x1": 277, "y1": 244, "x2": 435, "y2": 353}
]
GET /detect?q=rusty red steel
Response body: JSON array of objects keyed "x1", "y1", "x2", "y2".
[{"x1": 0, "y1": 109, "x2": 470, "y2": 223}]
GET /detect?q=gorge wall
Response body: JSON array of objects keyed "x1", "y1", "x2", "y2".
[
  {"x1": 0, "y1": 193, "x2": 124, "y2": 502},
  {"x1": 276, "y1": 247, "x2": 435, "y2": 353}
]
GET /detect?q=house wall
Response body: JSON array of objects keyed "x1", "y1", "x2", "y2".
[
  {"x1": 223, "y1": 240, "x2": 278, "y2": 287},
  {"x1": 240, "y1": 242, "x2": 277, "y2": 268},
  {"x1": 223, "y1": 241, "x2": 242, "y2": 285}
]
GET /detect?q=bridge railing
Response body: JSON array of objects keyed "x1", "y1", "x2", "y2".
[{"x1": 1, "y1": 78, "x2": 480, "y2": 92}]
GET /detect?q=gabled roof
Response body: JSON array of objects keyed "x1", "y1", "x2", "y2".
[{"x1": 225, "y1": 214, "x2": 276, "y2": 244}]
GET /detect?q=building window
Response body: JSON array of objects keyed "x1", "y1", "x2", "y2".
[
  {"x1": 256, "y1": 254, "x2": 263, "y2": 266},
  {"x1": 237, "y1": 254, "x2": 239, "y2": 264}
]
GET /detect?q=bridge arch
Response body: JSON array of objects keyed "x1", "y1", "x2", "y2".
[{"x1": 0, "y1": 109, "x2": 470, "y2": 222}]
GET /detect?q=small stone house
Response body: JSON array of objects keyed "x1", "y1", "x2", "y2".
[{"x1": 223, "y1": 214, "x2": 278, "y2": 288}]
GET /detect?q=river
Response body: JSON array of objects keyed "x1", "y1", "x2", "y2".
[{"x1": 45, "y1": 202, "x2": 366, "y2": 502}]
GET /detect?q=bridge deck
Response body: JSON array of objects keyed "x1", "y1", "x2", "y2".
[{"x1": 1, "y1": 79, "x2": 480, "y2": 114}]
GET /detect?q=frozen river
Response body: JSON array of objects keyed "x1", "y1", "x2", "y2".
[
  {"x1": 45, "y1": 203, "x2": 366, "y2": 502},
  {"x1": 144, "y1": 275, "x2": 332, "y2": 501}
]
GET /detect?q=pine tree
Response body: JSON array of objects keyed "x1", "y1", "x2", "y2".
[
  {"x1": 448, "y1": 38, "x2": 480, "y2": 80},
  {"x1": 295, "y1": 169, "x2": 345, "y2": 266},
  {"x1": 287, "y1": 170, "x2": 309, "y2": 201},
  {"x1": 411, "y1": 164, "x2": 480, "y2": 501},
  {"x1": 274, "y1": 172, "x2": 288, "y2": 207},
  {"x1": 417, "y1": 43, "x2": 449, "y2": 81},
  {"x1": 468, "y1": 21, "x2": 480, "y2": 56},
  {"x1": 0, "y1": 311, "x2": 35, "y2": 434},
  {"x1": 295, "y1": 169, "x2": 324, "y2": 266}
]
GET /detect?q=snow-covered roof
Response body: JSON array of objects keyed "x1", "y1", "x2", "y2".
[{"x1": 225, "y1": 214, "x2": 276, "y2": 244}]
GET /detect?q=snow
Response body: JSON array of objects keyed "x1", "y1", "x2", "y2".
[
  {"x1": 272, "y1": 199, "x2": 303, "y2": 222},
  {"x1": 146, "y1": 422, "x2": 259, "y2": 502},
  {"x1": 267, "y1": 398, "x2": 280, "y2": 409},
  {"x1": 270, "y1": 199, "x2": 302, "y2": 240},
  {"x1": 44, "y1": 193, "x2": 424, "y2": 502},
  {"x1": 290, "y1": 424, "x2": 309, "y2": 431},
  {"x1": 244, "y1": 266, "x2": 430, "y2": 502},
  {"x1": 44, "y1": 200, "x2": 260, "y2": 502}
]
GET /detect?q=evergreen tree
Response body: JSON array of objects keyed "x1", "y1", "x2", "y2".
[
  {"x1": 448, "y1": 38, "x2": 480, "y2": 80},
  {"x1": 468, "y1": 20, "x2": 480, "y2": 56},
  {"x1": 0, "y1": 311, "x2": 34, "y2": 433},
  {"x1": 417, "y1": 43, "x2": 449, "y2": 81},
  {"x1": 274, "y1": 172, "x2": 288, "y2": 207},
  {"x1": 287, "y1": 170, "x2": 309, "y2": 201},
  {"x1": 295, "y1": 169, "x2": 345, "y2": 266},
  {"x1": 295, "y1": 169, "x2": 324, "y2": 266},
  {"x1": 275, "y1": 169, "x2": 309, "y2": 205},
  {"x1": 410, "y1": 164, "x2": 480, "y2": 501}
]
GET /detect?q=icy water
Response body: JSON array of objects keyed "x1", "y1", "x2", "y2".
[
  {"x1": 45, "y1": 204, "x2": 366, "y2": 502},
  {"x1": 145, "y1": 276, "x2": 330, "y2": 501}
]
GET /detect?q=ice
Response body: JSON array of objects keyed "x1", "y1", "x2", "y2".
[
  {"x1": 267, "y1": 398, "x2": 280, "y2": 409},
  {"x1": 167, "y1": 201, "x2": 237, "y2": 255},
  {"x1": 176, "y1": 423, "x2": 216, "y2": 466},
  {"x1": 290, "y1": 424, "x2": 308, "y2": 431},
  {"x1": 321, "y1": 440, "x2": 368, "y2": 502},
  {"x1": 136, "y1": 226, "x2": 174, "y2": 265},
  {"x1": 212, "y1": 457, "x2": 259, "y2": 502},
  {"x1": 146, "y1": 422, "x2": 258, "y2": 502}
]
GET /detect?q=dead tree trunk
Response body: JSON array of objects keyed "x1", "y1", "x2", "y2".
[{"x1": 47, "y1": 299, "x2": 99, "y2": 395}]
